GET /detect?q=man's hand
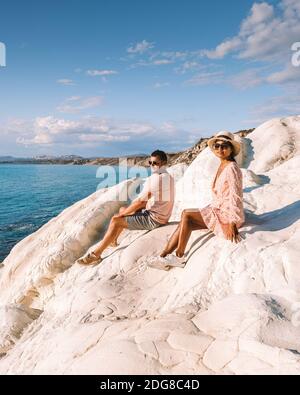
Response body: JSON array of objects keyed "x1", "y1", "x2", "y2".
[
  {"x1": 112, "y1": 213, "x2": 123, "y2": 219},
  {"x1": 225, "y1": 223, "x2": 242, "y2": 243},
  {"x1": 112, "y1": 206, "x2": 128, "y2": 219},
  {"x1": 115, "y1": 199, "x2": 146, "y2": 217}
]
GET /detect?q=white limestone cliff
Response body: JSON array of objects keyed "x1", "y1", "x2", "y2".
[{"x1": 0, "y1": 116, "x2": 300, "y2": 374}]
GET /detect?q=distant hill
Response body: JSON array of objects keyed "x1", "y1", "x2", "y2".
[
  {"x1": 0, "y1": 156, "x2": 20, "y2": 162},
  {"x1": 0, "y1": 129, "x2": 254, "y2": 166},
  {"x1": 0, "y1": 155, "x2": 84, "y2": 164}
]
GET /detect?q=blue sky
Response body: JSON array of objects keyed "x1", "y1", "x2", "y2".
[{"x1": 0, "y1": 0, "x2": 299, "y2": 157}]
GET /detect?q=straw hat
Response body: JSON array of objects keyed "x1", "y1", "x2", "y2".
[{"x1": 207, "y1": 131, "x2": 241, "y2": 157}]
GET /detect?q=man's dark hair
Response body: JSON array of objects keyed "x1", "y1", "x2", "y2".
[{"x1": 151, "y1": 150, "x2": 168, "y2": 163}]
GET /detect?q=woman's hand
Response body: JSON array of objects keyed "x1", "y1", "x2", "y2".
[{"x1": 225, "y1": 223, "x2": 242, "y2": 243}]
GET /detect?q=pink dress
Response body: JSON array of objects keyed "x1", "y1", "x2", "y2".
[{"x1": 200, "y1": 161, "x2": 245, "y2": 239}]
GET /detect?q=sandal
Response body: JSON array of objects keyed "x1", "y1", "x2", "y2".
[{"x1": 76, "y1": 252, "x2": 102, "y2": 266}]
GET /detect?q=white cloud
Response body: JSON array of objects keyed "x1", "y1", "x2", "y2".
[
  {"x1": 127, "y1": 40, "x2": 155, "y2": 54},
  {"x1": 17, "y1": 133, "x2": 53, "y2": 145},
  {"x1": 126, "y1": 45, "x2": 207, "y2": 73},
  {"x1": 160, "y1": 122, "x2": 177, "y2": 132},
  {"x1": 34, "y1": 116, "x2": 82, "y2": 134},
  {"x1": 129, "y1": 59, "x2": 174, "y2": 69},
  {"x1": 125, "y1": 43, "x2": 192, "y2": 71},
  {"x1": 5, "y1": 115, "x2": 197, "y2": 153},
  {"x1": 267, "y1": 64, "x2": 300, "y2": 84},
  {"x1": 246, "y1": 85, "x2": 300, "y2": 124},
  {"x1": 203, "y1": 37, "x2": 242, "y2": 59},
  {"x1": 0, "y1": 118, "x2": 31, "y2": 135},
  {"x1": 11, "y1": 116, "x2": 157, "y2": 146},
  {"x1": 57, "y1": 79, "x2": 75, "y2": 86},
  {"x1": 12, "y1": 116, "x2": 113, "y2": 146},
  {"x1": 175, "y1": 61, "x2": 204, "y2": 74},
  {"x1": 229, "y1": 68, "x2": 265, "y2": 90},
  {"x1": 159, "y1": 51, "x2": 188, "y2": 60},
  {"x1": 87, "y1": 69, "x2": 118, "y2": 76},
  {"x1": 240, "y1": 2, "x2": 274, "y2": 33},
  {"x1": 153, "y1": 82, "x2": 170, "y2": 89},
  {"x1": 57, "y1": 96, "x2": 104, "y2": 114},
  {"x1": 203, "y1": 1, "x2": 300, "y2": 63},
  {"x1": 183, "y1": 66, "x2": 270, "y2": 90},
  {"x1": 67, "y1": 96, "x2": 81, "y2": 101},
  {"x1": 152, "y1": 59, "x2": 173, "y2": 65},
  {"x1": 116, "y1": 122, "x2": 154, "y2": 135},
  {"x1": 184, "y1": 71, "x2": 224, "y2": 86},
  {"x1": 200, "y1": 0, "x2": 300, "y2": 91},
  {"x1": 79, "y1": 134, "x2": 129, "y2": 143}
]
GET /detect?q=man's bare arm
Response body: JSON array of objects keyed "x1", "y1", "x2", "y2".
[{"x1": 116, "y1": 197, "x2": 148, "y2": 217}]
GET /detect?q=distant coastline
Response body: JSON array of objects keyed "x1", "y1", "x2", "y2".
[
  {"x1": 0, "y1": 128, "x2": 254, "y2": 167},
  {"x1": 0, "y1": 154, "x2": 148, "y2": 166},
  {"x1": 0, "y1": 153, "x2": 182, "y2": 166}
]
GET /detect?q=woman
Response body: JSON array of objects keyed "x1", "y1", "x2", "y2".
[{"x1": 149, "y1": 131, "x2": 245, "y2": 270}]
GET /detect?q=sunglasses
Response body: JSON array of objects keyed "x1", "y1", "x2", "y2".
[
  {"x1": 213, "y1": 143, "x2": 231, "y2": 150},
  {"x1": 148, "y1": 160, "x2": 160, "y2": 166}
]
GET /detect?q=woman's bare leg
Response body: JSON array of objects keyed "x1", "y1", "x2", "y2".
[
  {"x1": 160, "y1": 225, "x2": 180, "y2": 257},
  {"x1": 160, "y1": 209, "x2": 207, "y2": 257},
  {"x1": 176, "y1": 210, "x2": 207, "y2": 257}
]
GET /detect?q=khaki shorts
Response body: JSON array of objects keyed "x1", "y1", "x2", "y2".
[{"x1": 124, "y1": 210, "x2": 163, "y2": 231}]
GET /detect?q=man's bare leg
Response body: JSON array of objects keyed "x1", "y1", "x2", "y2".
[
  {"x1": 110, "y1": 227, "x2": 123, "y2": 247},
  {"x1": 93, "y1": 216, "x2": 128, "y2": 258},
  {"x1": 110, "y1": 207, "x2": 127, "y2": 246}
]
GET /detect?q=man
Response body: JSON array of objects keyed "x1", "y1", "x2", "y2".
[{"x1": 77, "y1": 150, "x2": 175, "y2": 265}]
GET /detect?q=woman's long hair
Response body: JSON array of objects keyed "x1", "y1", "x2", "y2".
[{"x1": 227, "y1": 143, "x2": 236, "y2": 162}]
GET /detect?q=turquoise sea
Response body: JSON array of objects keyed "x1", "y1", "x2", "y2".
[{"x1": 0, "y1": 164, "x2": 148, "y2": 262}]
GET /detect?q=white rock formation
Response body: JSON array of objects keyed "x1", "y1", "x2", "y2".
[{"x1": 0, "y1": 116, "x2": 300, "y2": 374}]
